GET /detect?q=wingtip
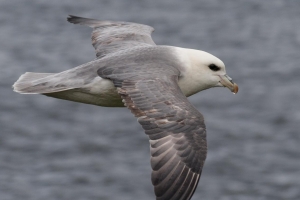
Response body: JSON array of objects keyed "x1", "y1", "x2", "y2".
[
  {"x1": 67, "y1": 15, "x2": 99, "y2": 28},
  {"x1": 67, "y1": 15, "x2": 81, "y2": 24}
]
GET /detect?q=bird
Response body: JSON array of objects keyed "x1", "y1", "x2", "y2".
[{"x1": 13, "y1": 15, "x2": 238, "y2": 200}]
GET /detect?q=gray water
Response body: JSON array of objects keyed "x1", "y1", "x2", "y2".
[{"x1": 1, "y1": 0, "x2": 300, "y2": 200}]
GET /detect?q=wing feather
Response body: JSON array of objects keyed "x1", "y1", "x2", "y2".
[
  {"x1": 97, "y1": 48, "x2": 207, "y2": 200},
  {"x1": 156, "y1": 166, "x2": 190, "y2": 199},
  {"x1": 67, "y1": 15, "x2": 155, "y2": 58}
]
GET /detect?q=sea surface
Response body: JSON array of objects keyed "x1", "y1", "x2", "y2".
[{"x1": 1, "y1": 0, "x2": 300, "y2": 200}]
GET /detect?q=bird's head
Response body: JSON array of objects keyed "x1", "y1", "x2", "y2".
[{"x1": 177, "y1": 48, "x2": 238, "y2": 96}]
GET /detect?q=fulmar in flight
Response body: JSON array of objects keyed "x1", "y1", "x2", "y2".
[{"x1": 13, "y1": 15, "x2": 238, "y2": 200}]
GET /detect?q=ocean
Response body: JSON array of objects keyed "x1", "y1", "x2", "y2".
[{"x1": 1, "y1": 0, "x2": 300, "y2": 199}]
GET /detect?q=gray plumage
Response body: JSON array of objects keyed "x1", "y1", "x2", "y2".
[
  {"x1": 67, "y1": 15, "x2": 155, "y2": 58},
  {"x1": 13, "y1": 15, "x2": 239, "y2": 200},
  {"x1": 98, "y1": 48, "x2": 207, "y2": 199}
]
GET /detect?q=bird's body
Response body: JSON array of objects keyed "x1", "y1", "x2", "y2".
[
  {"x1": 13, "y1": 16, "x2": 238, "y2": 200},
  {"x1": 14, "y1": 46, "x2": 227, "y2": 107}
]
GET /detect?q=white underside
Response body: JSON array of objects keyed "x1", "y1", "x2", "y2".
[{"x1": 46, "y1": 77, "x2": 124, "y2": 107}]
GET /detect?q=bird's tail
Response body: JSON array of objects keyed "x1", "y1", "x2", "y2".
[{"x1": 13, "y1": 72, "x2": 56, "y2": 94}]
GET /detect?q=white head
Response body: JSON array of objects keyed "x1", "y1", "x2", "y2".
[{"x1": 175, "y1": 48, "x2": 238, "y2": 97}]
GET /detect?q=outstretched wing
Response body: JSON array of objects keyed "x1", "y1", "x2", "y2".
[
  {"x1": 67, "y1": 15, "x2": 156, "y2": 58},
  {"x1": 97, "y1": 52, "x2": 207, "y2": 200}
]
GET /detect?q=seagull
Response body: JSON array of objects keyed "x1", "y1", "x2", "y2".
[{"x1": 13, "y1": 15, "x2": 238, "y2": 200}]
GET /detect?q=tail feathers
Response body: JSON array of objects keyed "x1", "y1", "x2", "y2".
[{"x1": 13, "y1": 72, "x2": 55, "y2": 94}]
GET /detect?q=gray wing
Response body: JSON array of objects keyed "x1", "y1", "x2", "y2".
[
  {"x1": 97, "y1": 56, "x2": 207, "y2": 200},
  {"x1": 67, "y1": 15, "x2": 156, "y2": 58}
]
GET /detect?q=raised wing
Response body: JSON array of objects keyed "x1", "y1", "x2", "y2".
[
  {"x1": 97, "y1": 50, "x2": 207, "y2": 200},
  {"x1": 67, "y1": 15, "x2": 156, "y2": 58}
]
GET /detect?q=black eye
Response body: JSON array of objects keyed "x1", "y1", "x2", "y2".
[{"x1": 209, "y1": 64, "x2": 220, "y2": 71}]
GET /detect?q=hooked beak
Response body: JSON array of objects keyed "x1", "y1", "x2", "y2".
[{"x1": 219, "y1": 74, "x2": 239, "y2": 94}]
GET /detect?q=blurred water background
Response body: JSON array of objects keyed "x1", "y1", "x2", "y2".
[{"x1": 1, "y1": 0, "x2": 300, "y2": 200}]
